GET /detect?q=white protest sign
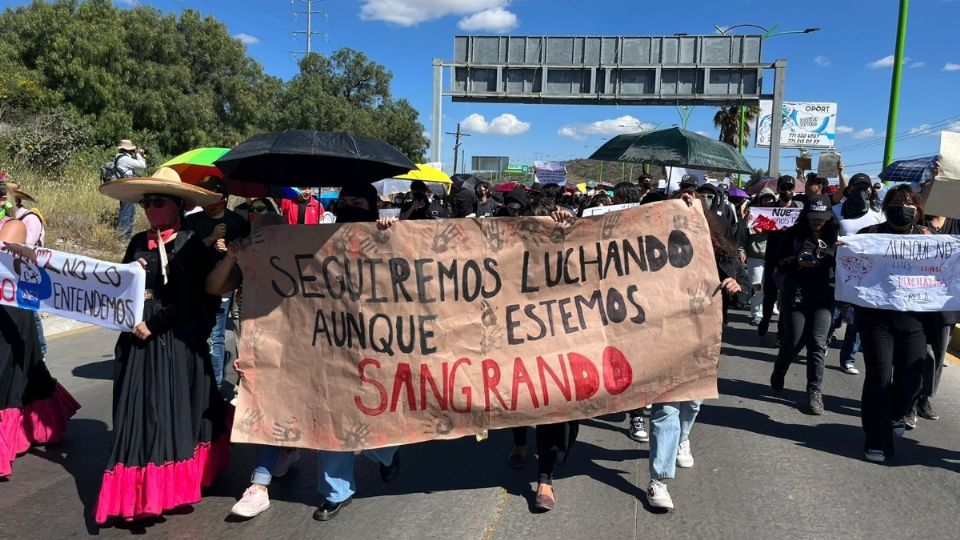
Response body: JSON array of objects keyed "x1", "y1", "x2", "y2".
[
  {"x1": 924, "y1": 131, "x2": 960, "y2": 220},
  {"x1": 756, "y1": 101, "x2": 838, "y2": 149},
  {"x1": 835, "y1": 234, "x2": 960, "y2": 311},
  {"x1": 0, "y1": 243, "x2": 145, "y2": 331},
  {"x1": 582, "y1": 202, "x2": 643, "y2": 217},
  {"x1": 747, "y1": 207, "x2": 801, "y2": 231}
]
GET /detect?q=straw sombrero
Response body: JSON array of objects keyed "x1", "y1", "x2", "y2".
[
  {"x1": 4, "y1": 182, "x2": 37, "y2": 203},
  {"x1": 99, "y1": 167, "x2": 222, "y2": 206}
]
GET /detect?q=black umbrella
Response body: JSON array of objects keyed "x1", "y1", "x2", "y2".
[
  {"x1": 215, "y1": 129, "x2": 418, "y2": 187},
  {"x1": 588, "y1": 127, "x2": 754, "y2": 175}
]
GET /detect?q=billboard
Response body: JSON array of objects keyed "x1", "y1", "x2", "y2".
[
  {"x1": 534, "y1": 161, "x2": 567, "y2": 184},
  {"x1": 472, "y1": 156, "x2": 509, "y2": 172},
  {"x1": 756, "y1": 101, "x2": 838, "y2": 149}
]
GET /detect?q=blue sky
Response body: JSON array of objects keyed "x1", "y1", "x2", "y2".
[{"x1": 7, "y1": 0, "x2": 960, "y2": 176}]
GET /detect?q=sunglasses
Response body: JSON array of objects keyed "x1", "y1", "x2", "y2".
[
  {"x1": 250, "y1": 206, "x2": 269, "y2": 214},
  {"x1": 138, "y1": 196, "x2": 175, "y2": 209}
]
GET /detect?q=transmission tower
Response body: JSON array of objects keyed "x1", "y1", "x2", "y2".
[{"x1": 291, "y1": 0, "x2": 326, "y2": 56}]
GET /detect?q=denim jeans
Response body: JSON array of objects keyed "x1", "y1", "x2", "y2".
[
  {"x1": 250, "y1": 445, "x2": 283, "y2": 486},
  {"x1": 208, "y1": 296, "x2": 231, "y2": 387},
  {"x1": 839, "y1": 321, "x2": 861, "y2": 368},
  {"x1": 33, "y1": 311, "x2": 47, "y2": 357},
  {"x1": 118, "y1": 200, "x2": 136, "y2": 238},
  {"x1": 317, "y1": 447, "x2": 398, "y2": 503},
  {"x1": 649, "y1": 400, "x2": 701, "y2": 481}
]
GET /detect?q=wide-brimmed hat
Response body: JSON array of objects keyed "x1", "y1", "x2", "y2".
[
  {"x1": 99, "y1": 167, "x2": 221, "y2": 206},
  {"x1": 117, "y1": 139, "x2": 137, "y2": 151},
  {"x1": 3, "y1": 182, "x2": 37, "y2": 203}
]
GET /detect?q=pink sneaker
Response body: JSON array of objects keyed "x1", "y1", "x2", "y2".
[{"x1": 231, "y1": 485, "x2": 270, "y2": 518}]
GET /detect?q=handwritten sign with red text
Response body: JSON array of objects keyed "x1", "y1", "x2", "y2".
[
  {"x1": 232, "y1": 201, "x2": 723, "y2": 451},
  {"x1": 836, "y1": 234, "x2": 960, "y2": 311}
]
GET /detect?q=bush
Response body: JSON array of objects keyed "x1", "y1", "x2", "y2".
[{"x1": 1, "y1": 109, "x2": 92, "y2": 174}]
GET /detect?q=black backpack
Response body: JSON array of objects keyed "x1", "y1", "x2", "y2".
[{"x1": 100, "y1": 155, "x2": 124, "y2": 184}]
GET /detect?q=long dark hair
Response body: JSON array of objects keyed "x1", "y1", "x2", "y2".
[{"x1": 882, "y1": 184, "x2": 925, "y2": 222}]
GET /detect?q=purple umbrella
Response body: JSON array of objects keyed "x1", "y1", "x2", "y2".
[{"x1": 728, "y1": 186, "x2": 749, "y2": 198}]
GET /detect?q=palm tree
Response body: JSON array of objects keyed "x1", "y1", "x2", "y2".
[{"x1": 713, "y1": 105, "x2": 760, "y2": 149}]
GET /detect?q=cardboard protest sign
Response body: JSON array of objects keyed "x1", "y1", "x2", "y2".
[
  {"x1": 747, "y1": 207, "x2": 802, "y2": 231},
  {"x1": 925, "y1": 131, "x2": 960, "y2": 220},
  {"x1": 0, "y1": 242, "x2": 145, "y2": 331},
  {"x1": 836, "y1": 234, "x2": 960, "y2": 311},
  {"x1": 232, "y1": 201, "x2": 723, "y2": 451},
  {"x1": 581, "y1": 203, "x2": 642, "y2": 217}
]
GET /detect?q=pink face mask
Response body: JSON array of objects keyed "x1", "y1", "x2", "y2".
[{"x1": 145, "y1": 203, "x2": 180, "y2": 229}]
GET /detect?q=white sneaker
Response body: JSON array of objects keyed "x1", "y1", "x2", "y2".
[
  {"x1": 272, "y1": 449, "x2": 300, "y2": 478},
  {"x1": 676, "y1": 440, "x2": 694, "y2": 468},
  {"x1": 231, "y1": 485, "x2": 270, "y2": 518},
  {"x1": 749, "y1": 316, "x2": 762, "y2": 326},
  {"x1": 842, "y1": 365, "x2": 860, "y2": 375},
  {"x1": 646, "y1": 479, "x2": 674, "y2": 510},
  {"x1": 772, "y1": 304, "x2": 780, "y2": 316},
  {"x1": 864, "y1": 449, "x2": 886, "y2": 464}
]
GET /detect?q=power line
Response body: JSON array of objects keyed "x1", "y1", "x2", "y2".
[
  {"x1": 838, "y1": 113, "x2": 960, "y2": 153},
  {"x1": 291, "y1": 0, "x2": 326, "y2": 57}
]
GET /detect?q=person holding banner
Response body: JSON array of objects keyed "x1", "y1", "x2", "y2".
[
  {"x1": 94, "y1": 168, "x2": 230, "y2": 523},
  {"x1": 646, "y1": 190, "x2": 741, "y2": 511},
  {"x1": 0, "y1": 196, "x2": 81, "y2": 478},
  {"x1": 758, "y1": 176, "x2": 804, "y2": 337},
  {"x1": 745, "y1": 188, "x2": 777, "y2": 325},
  {"x1": 769, "y1": 195, "x2": 840, "y2": 416},
  {"x1": 855, "y1": 185, "x2": 936, "y2": 463}
]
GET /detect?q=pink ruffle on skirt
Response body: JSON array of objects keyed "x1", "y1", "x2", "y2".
[
  {"x1": 0, "y1": 383, "x2": 80, "y2": 477},
  {"x1": 94, "y1": 434, "x2": 230, "y2": 524}
]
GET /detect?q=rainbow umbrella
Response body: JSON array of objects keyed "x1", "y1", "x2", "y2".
[{"x1": 160, "y1": 147, "x2": 231, "y2": 184}]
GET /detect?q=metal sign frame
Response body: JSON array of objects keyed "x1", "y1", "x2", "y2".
[{"x1": 431, "y1": 35, "x2": 789, "y2": 177}]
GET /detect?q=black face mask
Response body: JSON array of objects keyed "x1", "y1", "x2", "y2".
[
  {"x1": 337, "y1": 205, "x2": 375, "y2": 223},
  {"x1": 779, "y1": 191, "x2": 794, "y2": 202},
  {"x1": 885, "y1": 206, "x2": 917, "y2": 228},
  {"x1": 841, "y1": 188, "x2": 870, "y2": 219}
]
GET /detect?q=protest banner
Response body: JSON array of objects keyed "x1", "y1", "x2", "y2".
[
  {"x1": 533, "y1": 161, "x2": 567, "y2": 185},
  {"x1": 582, "y1": 203, "x2": 642, "y2": 217},
  {"x1": 756, "y1": 101, "x2": 838, "y2": 149},
  {"x1": 836, "y1": 234, "x2": 960, "y2": 311},
  {"x1": 0, "y1": 242, "x2": 145, "y2": 331},
  {"x1": 747, "y1": 207, "x2": 802, "y2": 231},
  {"x1": 924, "y1": 131, "x2": 960, "y2": 220},
  {"x1": 232, "y1": 201, "x2": 723, "y2": 451}
]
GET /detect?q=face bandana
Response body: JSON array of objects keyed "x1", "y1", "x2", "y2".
[{"x1": 145, "y1": 203, "x2": 182, "y2": 284}]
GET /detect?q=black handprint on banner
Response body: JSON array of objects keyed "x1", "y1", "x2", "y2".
[
  {"x1": 236, "y1": 408, "x2": 264, "y2": 434},
  {"x1": 688, "y1": 282, "x2": 708, "y2": 315},
  {"x1": 484, "y1": 220, "x2": 504, "y2": 252},
  {"x1": 272, "y1": 421, "x2": 302, "y2": 443},
  {"x1": 601, "y1": 212, "x2": 623, "y2": 240},
  {"x1": 420, "y1": 412, "x2": 455, "y2": 435},
  {"x1": 341, "y1": 422, "x2": 371, "y2": 449},
  {"x1": 431, "y1": 223, "x2": 462, "y2": 253},
  {"x1": 481, "y1": 298, "x2": 497, "y2": 327}
]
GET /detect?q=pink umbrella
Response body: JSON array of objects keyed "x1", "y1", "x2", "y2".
[{"x1": 747, "y1": 177, "x2": 805, "y2": 196}]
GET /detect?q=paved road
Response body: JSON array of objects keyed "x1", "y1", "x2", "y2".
[{"x1": 2, "y1": 311, "x2": 959, "y2": 539}]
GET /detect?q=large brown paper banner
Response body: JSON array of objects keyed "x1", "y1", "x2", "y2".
[{"x1": 232, "y1": 200, "x2": 722, "y2": 451}]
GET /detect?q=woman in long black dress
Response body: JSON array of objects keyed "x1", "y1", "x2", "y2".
[
  {"x1": 95, "y1": 168, "x2": 229, "y2": 523},
  {"x1": 0, "y1": 184, "x2": 80, "y2": 478}
]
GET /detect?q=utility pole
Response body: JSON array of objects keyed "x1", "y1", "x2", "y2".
[
  {"x1": 446, "y1": 123, "x2": 470, "y2": 174},
  {"x1": 291, "y1": 0, "x2": 326, "y2": 57},
  {"x1": 883, "y1": 0, "x2": 909, "y2": 168}
]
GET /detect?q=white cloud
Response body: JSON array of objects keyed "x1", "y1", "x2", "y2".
[
  {"x1": 854, "y1": 128, "x2": 877, "y2": 139},
  {"x1": 947, "y1": 121, "x2": 960, "y2": 132},
  {"x1": 360, "y1": 0, "x2": 510, "y2": 26},
  {"x1": 422, "y1": 130, "x2": 431, "y2": 140},
  {"x1": 116, "y1": 0, "x2": 138, "y2": 6},
  {"x1": 909, "y1": 124, "x2": 934, "y2": 135},
  {"x1": 461, "y1": 113, "x2": 529, "y2": 136},
  {"x1": 909, "y1": 61, "x2": 926, "y2": 68},
  {"x1": 867, "y1": 55, "x2": 910, "y2": 69},
  {"x1": 233, "y1": 33, "x2": 260, "y2": 45},
  {"x1": 457, "y1": 7, "x2": 517, "y2": 33},
  {"x1": 558, "y1": 115, "x2": 656, "y2": 140},
  {"x1": 813, "y1": 55, "x2": 831, "y2": 67},
  {"x1": 943, "y1": 62, "x2": 960, "y2": 71},
  {"x1": 835, "y1": 125, "x2": 855, "y2": 134},
  {"x1": 695, "y1": 130, "x2": 711, "y2": 137}
]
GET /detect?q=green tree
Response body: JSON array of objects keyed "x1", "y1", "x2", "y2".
[{"x1": 713, "y1": 105, "x2": 760, "y2": 149}]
